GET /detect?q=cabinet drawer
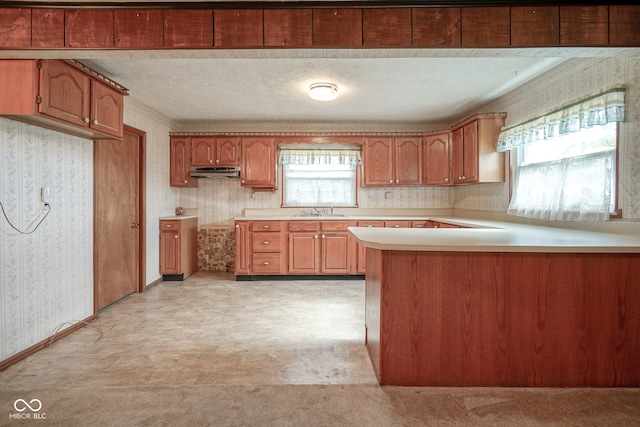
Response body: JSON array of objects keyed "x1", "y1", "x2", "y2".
[
  {"x1": 288, "y1": 221, "x2": 319, "y2": 232},
  {"x1": 385, "y1": 220, "x2": 411, "y2": 228},
  {"x1": 252, "y1": 253, "x2": 282, "y2": 273},
  {"x1": 252, "y1": 232, "x2": 282, "y2": 252},
  {"x1": 321, "y1": 221, "x2": 354, "y2": 231},
  {"x1": 357, "y1": 220, "x2": 385, "y2": 228},
  {"x1": 160, "y1": 220, "x2": 181, "y2": 231},
  {"x1": 411, "y1": 220, "x2": 430, "y2": 228},
  {"x1": 251, "y1": 221, "x2": 281, "y2": 232}
]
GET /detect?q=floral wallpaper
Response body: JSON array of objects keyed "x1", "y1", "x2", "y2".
[{"x1": 0, "y1": 118, "x2": 93, "y2": 361}]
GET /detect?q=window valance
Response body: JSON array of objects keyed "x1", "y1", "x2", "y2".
[
  {"x1": 496, "y1": 86, "x2": 625, "y2": 152},
  {"x1": 278, "y1": 143, "x2": 362, "y2": 166}
]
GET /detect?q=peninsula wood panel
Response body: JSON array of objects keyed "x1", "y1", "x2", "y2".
[
  {"x1": 214, "y1": 9, "x2": 264, "y2": 47},
  {"x1": 412, "y1": 7, "x2": 461, "y2": 47},
  {"x1": 65, "y1": 10, "x2": 115, "y2": 48},
  {"x1": 461, "y1": 7, "x2": 510, "y2": 47},
  {"x1": 313, "y1": 8, "x2": 363, "y2": 47},
  {"x1": 363, "y1": 8, "x2": 411, "y2": 47},
  {"x1": 510, "y1": 6, "x2": 559, "y2": 46},
  {"x1": 609, "y1": 5, "x2": 640, "y2": 46},
  {"x1": 163, "y1": 9, "x2": 213, "y2": 48},
  {"x1": 367, "y1": 249, "x2": 640, "y2": 386},
  {"x1": 264, "y1": 9, "x2": 313, "y2": 47},
  {"x1": 114, "y1": 9, "x2": 163, "y2": 48},
  {"x1": 560, "y1": 5, "x2": 608, "y2": 46},
  {"x1": 32, "y1": 9, "x2": 64, "y2": 48},
  {"x1": 0, "y1": 8, "x2": 30, "y2": 48}
]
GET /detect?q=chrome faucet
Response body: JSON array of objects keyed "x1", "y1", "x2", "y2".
[{"x1": 312, "y1": 206, "x2": 322, "y2": 216}]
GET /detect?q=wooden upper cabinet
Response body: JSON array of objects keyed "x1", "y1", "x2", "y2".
[
  {"x1": 313, "y1": 8, "x2": 363, "y2": 47},
  {"x1": 115, "y1": 9, "x2": 164, "y2": 48},
  {"x1": 170, "y1": 136, "x2": 197, "y2": 187},
  {"x1": 214, "y1": 9, "x2": 264, "y2": 47},
  {"x1": 363, "y1": 8, "x2": 411, "y2": 47},
  {"x1": 65, "y1": 9, "x2": 115, "y2": 48},
  {"x1": 461, "y1": 7, "x2": 510, "y2": 47},
  {"x1": 241, "y1": 137, "x2": 276, "y2": 188},
  {"x1": 264, "y1": 9, "x2": 313, "y2": 47},
  {"x1": 0, "y1": 59, "x2": 124, "y2": 139},
  {"x1": 363, "y1": 137, "x2": 422, "y2": 187},
  {"x1": 39, "y1": 59, "x2": 91, "y2": 128},
  {"x1": 412, "y1": 7, "x2": 461, "y2": 47},
  {"x1": 451, "y1": 115, "x2": 506, "y2": 185},
  {"x1": 191, "y1": 136, "x2": 240, "y2": 166},
  {"x1": 394, "y1": 137, "x2": 422, "y2": 186},
  {"x1": 511, "y1": 6, "x2": 559, "y2": 46},
  {"x1": 362, "y1": 137, "x2": 394, "y2": 186},
  {"x1": 560, "y1": 6, "x2": 608, "y2": 46},
  {"x1": 424, "y1": 132, "x2": 452, "y2": 186}
]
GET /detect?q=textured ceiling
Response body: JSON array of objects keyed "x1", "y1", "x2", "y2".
[{"x1": 4, "y1": 47, "x2": 636, "y2": 125}]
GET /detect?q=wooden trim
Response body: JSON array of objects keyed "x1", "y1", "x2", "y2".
[
  {"x1": 145, "y1": 276, "x2": 164, "y2": 290},
  {"x1": 0, "y1": 314, "x2": 97, "y2": 372}
]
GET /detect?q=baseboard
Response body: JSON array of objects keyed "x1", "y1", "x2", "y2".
[
  {"x1": 145, "y1": 276, "x2": 164, "y2": 290},
  {"x1": 236, "y1": 275, "x2": 365, "y2": 281},
  {"x1": 0, "y1": 314, "x2": 98, "y2": 372}
]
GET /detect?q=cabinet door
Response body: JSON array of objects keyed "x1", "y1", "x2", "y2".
[
  {"x1": 394, "y1": 137, "x2": 422, "y2": 186},
  {"x1": 170, "y1": 137, "x2": 196, "y2": 187},
  {"x1": 241, "y1": 137, "x2": 276, "y2": 188},
  {"x1": 288, "y1": 232, "x2": 320, "y2": 274},
  {"x1": 159, "y1": 229, "x2": 180, "y2": 274},
  {"x1": 451, "y1": 126, "x2": 465, "y2": 184},
  {"x1": 356, "y1": 221, "x2": 384, "y2": 273},
  {"x1": 362, "y1": 137, "x2": 394, "y2": 186},
  {"x1": 39, "y1": 60, "x2": 91, "y2": 128},
  {"x1": 191, "y1": 136, "x2": 216, "y2": 166},
  {"x1": 462, "y1": 121, "x2": 479, "y2": 183},
  {"x1": 216, "y1": 137, "x2": 240, "y2": 165},
  {"x1": 90, "y1": 80, "x2": 124, "y2": 138},
  {"x1": 234, "y1": 222, "x2": 250, "y2": 275},
  {"x1": 424, "y1": 132, "x2": 452, "y2": 185},
  {"x1": 321, "y1": 231, "x2": 351, "y2": 274}
]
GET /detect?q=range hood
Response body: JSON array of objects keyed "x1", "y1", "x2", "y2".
[{"x1": 190, "y1": 166, "x2": 241, "y2": 179}]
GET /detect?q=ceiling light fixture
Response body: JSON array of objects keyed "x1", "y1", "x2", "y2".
[{"x1": 309, "y1": 82, "x2": 338, "y2": 101}]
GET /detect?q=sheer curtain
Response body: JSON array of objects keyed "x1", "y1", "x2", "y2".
[
  {"x1": 278, "y1": 144, "x2": 361, "y2": 207},
  {"x1": 498, "y1": 86, "x2": 624, "y2": 222},
  {"x1": 508, "y1": 150, "x2": 615, "y2": 221}
]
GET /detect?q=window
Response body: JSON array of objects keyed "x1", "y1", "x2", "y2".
[
  {"x1": 509, "y1": 123, "x2": 617, "y2": 221},
  {"x1": 497, "y1": 86, "x2": 624, "y2": 222},
  {"x1": 279, "y1": 145, "x2": 361, "y2": 207}
]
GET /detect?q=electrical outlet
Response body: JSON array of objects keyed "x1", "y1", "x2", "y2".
[
  {"x1": 384, "y1": 191, "x2": 392, "y2": 200},
  {"x1": 41, "y1": 187, "x2": 53, "y2": 208}
]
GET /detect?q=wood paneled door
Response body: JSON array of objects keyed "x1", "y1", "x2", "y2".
[{"x1": 94, "y1": 125, "x2": 146, "y2": 310}]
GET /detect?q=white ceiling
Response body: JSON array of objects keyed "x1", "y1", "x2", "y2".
[{"x1": 3, "y1": 47, "x2": 638, "y2": 125}]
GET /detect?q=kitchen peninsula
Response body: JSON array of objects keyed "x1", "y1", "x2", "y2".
[{"x1": 349, "y1": 221, "x2": 640, "y2": 387}]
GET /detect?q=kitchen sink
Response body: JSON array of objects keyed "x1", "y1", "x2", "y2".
[{"x1": 291, "y1": 213, "x2": 347, "y2": 218}]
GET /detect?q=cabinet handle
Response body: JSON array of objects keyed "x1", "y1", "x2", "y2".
[
  {"x1": 263, "y1": 241, "x2": 270, "y2": 245},
  {"x1": 209, "y1": 159, "x2": 213, "y2": 164},
  {"x1": 444, "y1": 177, "x2": 449, "y2": 182},
  {"x1": 84, "y1": 117, "x2": 90, "y2": 124},
  {"x1": 461, "y1": 175, "x2": 466, "y2": 180},
  {"x1": 235, "y1": 224, "x2": 239, "y2": 228},
  {"x1": 322, "y1": 234, "x2": 326, "y2": 239},
  {"x1": 396, "y1": 179, "x2": 399, "y2": 183},
  {"x1": 216, "y1": 159, "x2": 220, "y2": 164},
  {"x1": 165, "y1": 224, "x2": 173, "y2": 228},
  {"x1": 174, "y1": 235, "x2": 179, "y2": 238},
  {"x1": 263, "y1": 225, "x2": 270, "y2": 229},
  {"x1": 393, "y1": 225, "x2": 400, "y2": 228},
  {"x1": 389, "y1": 180, "x2": 393, "y2": 183},
  {"x1": 314, "y1": 235, "x2": 318, "y2": 239},
  {"x1": 93, "y1": 119, "x2": 99, "y2": 125},
  {"x1": 183, "y1": 180, "x2": 188, "y2": 184},
  {"x1": 263, "y1": 261, "x2": 270, "y2": 265},
  {"x1": 367, "y1": 225, "x2": 373, "y2": 227}
]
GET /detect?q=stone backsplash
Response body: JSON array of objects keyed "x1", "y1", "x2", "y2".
[{"x1": 198, "y1": 226, "x2": 235, "y2": 272}]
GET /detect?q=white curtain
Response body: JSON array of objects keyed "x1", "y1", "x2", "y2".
[{"x1": 508, "y1": 150, "x2": 615, "y2": 221}]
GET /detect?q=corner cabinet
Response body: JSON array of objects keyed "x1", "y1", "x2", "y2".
[
  {"x1": 159, "y1": 217, "x2": 198, "y2": 281},
  {"x1": 241, "y1": 137, "x2": 277, "y2": 189},
  {"x1": 451, "y1": 114, "x2": 506, "y2": 184},
  {"x1": 170, "y1": 136, "x2": 198, "y2": 187},
  {"x1": 0, "y1": 59, "x2": 125, "y2": 139},
  {"x1": 362, "y1": 137, "x2": 422, "y2": 187}
]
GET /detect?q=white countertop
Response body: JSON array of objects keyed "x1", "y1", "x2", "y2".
[
  {"x1": 349, "y1": 218, "x2": 640, "y2": 253},
  {"x1": 159, "y1": 215, "x2": 198, "y2": 221}
]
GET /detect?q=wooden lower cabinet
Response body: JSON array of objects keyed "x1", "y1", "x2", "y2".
[{"x1": 159, "y1": 217, "x2": 197, "y2": 280}]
